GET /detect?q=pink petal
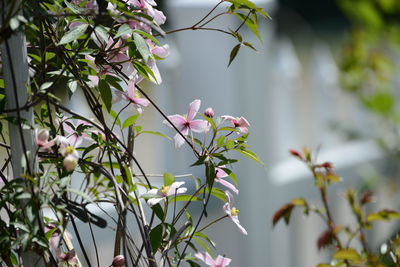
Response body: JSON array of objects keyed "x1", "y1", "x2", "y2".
[
  {"x1": 127, "y1": 79, "x2": 136, "y2": 100},
  {"x1": 152, "y1": 44, "x2": 169, "y2": 58},
  {"x1": 221, "y1": 115, "x2": 236, "y2": 123},
  {"x1": 41, "y1": 138, "x2": 57, "y2": 149},
  {"x1": 147, "y1": 59, "x2": 162, "y2": 84},
  {"x1": 167, "y1": 181, "x2": 185, "y2": 196},
  {"x1": 238, "y1": 116, "x2": 250, "y2": 127},
  {"x1": 133, "y1": 97, "x2": 150, "y2": 107},
  {"x1": 215, "y1": 166, "x2": 228, "y2": 178},
  {"x1": 216, "y1": 178, "x2": 239, "y2": 195},
  {"x1": 194, "y1": 252, "x2": 215, "y2": 265},
  {"x1": 215, "y1": 255, "x2": 232, "y2": 267},
  {"x1": 225, "y1": 190, "x2": 234, "y2": 207},
  {"x1": 147, "y1": 197, "x2": 164, "y2": 206},
  {"x1": 231, "y1": 216, "x2": 248, "y2": 235},
  {"x1": 223, "y1": 202, "x2": 231, "y2": 216},
  {"x1": 237, "y1": 127, "x2": 248, "y2": 134},
  {"x1": 173, "y1": 133, "x2": 185, "y2": 148},
  {"x1": 187, "y1": 100, "x2": 201, "y2": 121},
  {"x1": 88, "y1": 75, "x2": 99, "y2": 86},
  {"x1": 164, "y1": 115, "x2": 186, "y2": 128},
  {"x1": 189, "y1": 120, "x2": 208, "y2": 133}
]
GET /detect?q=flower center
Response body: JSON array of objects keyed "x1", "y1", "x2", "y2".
[
  {"x1": 160, "y1": 185, "x2": 170, "y2": 195},
  {"x1": 65, "y1": 146, "x2": 75, "y2": 155},
  {"x1": 231, "y1": 207, "x2": 239, "y2": 216}
]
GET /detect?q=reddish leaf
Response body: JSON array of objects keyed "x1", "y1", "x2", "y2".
[
  {"x1": 317, "y1": 228, "x2": 334, "y2": 250},
  {"x1": 272, "y1": 203, "x2": 294, "y2": 227}
]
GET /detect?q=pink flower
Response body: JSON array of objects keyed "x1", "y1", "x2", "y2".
[
  {"x1": 114, "y1": 79, "x2": 150, "y2": 114},
  {"x1": 163, "y1": 100, "x2": 208, "y2": 148},
  {"x1": 221, "y1": 116, "x2": 250, "y2": 134},
  {"x1": 194, "y1": 251, "x2": 231, "y2": 267},
  {"x1": 223, "y1": 191, "x2": 247, "y2": 235},
  {"x1": 44, "y1": 225, "x2": 60, "y2": 251},
  {"x1": 204, "y1": 107, "x2": 214, "y2": 118},
  {"x1": 144, "y1": 181, "x2": 187, "y2": 206},
  {"x1": 111, "y1": 255, "x2": 125, "y2": 267},
  {"x1": 215, "y1": 167, "x2": 238, "y2": 195},
  {"x1": 59, "y1": 249, "x2": 78, "y2": 265},
  {"x1": 34, "y1": 129, "x2": 57, "y2": 150}
]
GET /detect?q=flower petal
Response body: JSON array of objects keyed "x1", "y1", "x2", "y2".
[
  {"x1": 215, "y1": 255, "x2": 232, "y2": 267},
  {"x1": 133, "y1": 97, "x2": 150, "y2": 107},
  {"x1": 238, "y1": 116, "x2": 250, "y2": 127},
  {"x1": 147, "y1": 197, "x2": 164, "y2": 206},
  {"x1": 187, "y1": 99, "x2": 201, "y2": 121},
  {"x1": 231, "y1": 216, "x2": 248, "y2": 235},
  {"x1": 167, "y1": 181, "x2": 185, "y2": 196},
  {"x1": 189, "y1": 120, "x2": 208, "y2": 133},
  {"x1": 164, "y1": 115, "x2": 186, "y2": 128},
  {"x1": 215, "y1": 166, "x2": 228, "y2": 178},
  {"x1": 194, "y1": 252, "x2": 215, "y2": 265},
  {"x1": 173, "y1": 133, "x2": 185, "y2": 148},
  {"x1": 216, "y1": 178, "x2": 239, "y2": 195},
  {"x1": 225, "y1": 190, "x2": 234, "y2": 207}
]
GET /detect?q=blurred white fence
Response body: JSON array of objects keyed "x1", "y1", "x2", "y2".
[{"x1": 157, "y1": 0, "x2": 400, "y2": 266}]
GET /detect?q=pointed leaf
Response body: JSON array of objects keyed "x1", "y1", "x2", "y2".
[
  {"x1": 58, "y1": 23, "x2": 88, "y2": 45},
  {"x1": 228, "y1": 44, "x2": 241, "y2": 67}
]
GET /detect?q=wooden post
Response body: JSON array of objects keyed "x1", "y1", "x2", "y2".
[{"x1": 1, "y1": 0, "x2": 45, "y2": 266}]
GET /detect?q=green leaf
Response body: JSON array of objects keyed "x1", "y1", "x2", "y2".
[
  {"x1": 133, "y1": 32, "x2": 152, "y2": 63},
  {"x1": 164, "y1": 172, "x2": 175, "y2": 186},
  {"x1": 122, "y1": 114, "x2": 140, "y2": 129},
  {"x1": 169, "y1": 195, "x2": 202, "y2": 202},
  {"x1": 66, "y1": 188, "x2": 93, "y2": 203},
  {"x1": 115, "y1": 24, "x2": 133, "y2": 38},
  {"x1": 333, "y1": 248, "x2": 361, "y2": 262},
  {"x1": 133, "y1": 61, "x2": 157, "y2": 82},
  {"x1": 58, "y1": 23, "x2": 88, "y2": 45},
  {"x1": 202, "y1": 187, "x2": 226, "y2": 202},
  {"x1": 105, "y1": 75, "x2": 124, "y2": 92},
  {"x1": 40, "y1": 82, "x2": 53, "y2": 91},
  {"x1": 45, "y1": 227, "x2": 58, "y2": 241},
  {"x1": 233, "y1": 148, "x2": 264, "y2": 165},
  {"x1": 10, "y1": 252, "x2": 18, "y2": 265},
  {"x1": 190, "y1": 155, "x2": 208, "y2": 167},
  {"x1": 151, "y1": 204, "x2": 164, "y2": 221},
  {"x1": 228, "y1": 44, "x2": 241, "y2": 67},
  {"x1": 194, "y1": 232, "x2": 216, "y2": 249},
  {"x1": 94, "y1": 25, "x2": 109, "y2": 43},
  {"x1": 226, "y1": 0, "x2": 269, "y2": 18},
  {"x1": 150, "y1": 224, "x2": 163, "y2": 254},
  {"x1": 205, "y1": 161, "x2": 215, "y2": 187},
  {"x1": 233, "y1": 13, "x2": 261, "y2": 40},
  {"x1": 98, "y1": 79, "x2": 112, "y2": 112},
  {"x1": 193, "y1": 237, "x2": 214, "y2": 257}
]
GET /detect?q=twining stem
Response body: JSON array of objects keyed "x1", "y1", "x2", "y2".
[{"x1": 197, "y1": 215, "x2": 228, "y2": 233}]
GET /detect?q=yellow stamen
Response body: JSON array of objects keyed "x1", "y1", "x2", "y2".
[
  {"x1": 231, "y1": 207, "x2": 239, "y2": 216},
  {"x1": 65, "y1": 146, "x2": 75, "y2": 155},
  {"x1": 160, "y1": 185, "x2": 170, "y2": 195}
]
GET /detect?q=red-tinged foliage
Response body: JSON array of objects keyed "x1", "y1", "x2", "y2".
[
  {"x1": 361, "y1": 190, "x2": 373, "y2": 205},
  {"x1": 289, "y1": 149, "x2": 303, "y2": 160},
  {"x1": 317, "y1": 229, "x2": 334, "y2": 250},
  {"x1": 272, "y1": 203, "x2": 294, "y2": 227}
]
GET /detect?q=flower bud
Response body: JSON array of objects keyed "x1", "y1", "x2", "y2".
[
  {"x1": 112, "y1": 255, "x2": 125, "y2": 267},
  {"x1": 204, "y1": 107, "x2": 214, "y2": 118},
  {"x1": 63, "y1": 154, "x2": 78, "y2": 172},
  {"x1": 37, "y1": 129, "x2": 50, "y2": 143}
]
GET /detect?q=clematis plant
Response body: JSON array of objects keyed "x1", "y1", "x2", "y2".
[
  {"x1": 0, "y1": 0, "x2": 267, "y2": 266},
  {"x1": 164, "y1": 99, "x2": 208, "y2": 148},
  {"x1": 195, "y1": 251, "x2": 232, "y2": 267}
]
